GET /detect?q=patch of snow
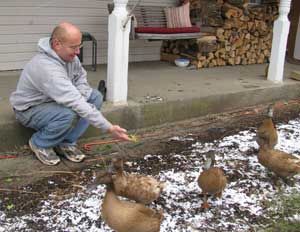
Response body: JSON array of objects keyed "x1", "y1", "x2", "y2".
[{"x1": 2, "y1": 119, "x2": 300, "y2": 231}]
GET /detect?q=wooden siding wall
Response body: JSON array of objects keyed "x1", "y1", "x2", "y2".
[{"x1": 0, "y1": 0, "x2": 177, "y2": 71}]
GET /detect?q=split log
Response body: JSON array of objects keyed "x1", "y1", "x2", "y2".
[
  {"x1": 222, "y1": 3, "x2": 243, "y2": 19},
  {"x1": 197, "y1": 36, "x2": 217, "y2": 53},
  {"x1": 160, "y1": 53, "x2": 181, "y2": 63}
]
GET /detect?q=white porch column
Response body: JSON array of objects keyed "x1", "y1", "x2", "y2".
[
  {"x1": 267, "y1": 0, "x2": 291, "y2": 83},
  {"x1": 107, "y1": 0, "x2": 130, "y2": 105}
]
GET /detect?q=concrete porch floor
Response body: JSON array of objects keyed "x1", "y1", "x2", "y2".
[{"x1": 0, "y1": 61, "x2": 300, "y2": 151}]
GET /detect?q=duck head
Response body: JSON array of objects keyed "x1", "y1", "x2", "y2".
[
  {"x1": 112, "y1": 157, "x2": 124, "y2": 172},
  {"x1": 266, "y1": 104, "x2": 274, "y2": 118},
  {"x1": 203, "y1": 151, "x2": 216, "y2": 170}
]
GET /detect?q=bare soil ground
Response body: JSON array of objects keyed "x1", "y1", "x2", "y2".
[{"x1": 1, "y1": 100, "x2": 300, "y2": 229}]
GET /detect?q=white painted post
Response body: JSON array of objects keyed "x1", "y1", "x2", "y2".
[
  {"x1": 267, "y1": 0, "x2": 291, "y2": 83},
  {"x1": 107, "y1": 0, "x2": 130, "y2": 104}
]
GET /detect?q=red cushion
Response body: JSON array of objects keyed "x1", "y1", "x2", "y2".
[{"x1": 135, "y1": 26, "x2": 200, "y2": 34}]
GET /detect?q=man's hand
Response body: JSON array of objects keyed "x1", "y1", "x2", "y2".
[{"x1": 107, "y1": 125, "x2": 132, "y2": 141}]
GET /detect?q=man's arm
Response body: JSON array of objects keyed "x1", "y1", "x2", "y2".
[
  {"x1": 107, "y1": 125, "x2": 132, "y2": 141},
  {"x1": 72, "y1": 58, "x2": 93, "y2": 100}
]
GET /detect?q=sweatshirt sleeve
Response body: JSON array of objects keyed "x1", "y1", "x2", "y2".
[
  {"x1": 72, "y1": 58, "x2": 93, "y2": 100},
  {"x1": 36, "y1": 63, "x2": 112, "y2": 131}
]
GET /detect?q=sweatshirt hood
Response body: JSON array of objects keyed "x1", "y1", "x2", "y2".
[{"x1": 37, "y1": 37, "x2": 66, "y2": 65}]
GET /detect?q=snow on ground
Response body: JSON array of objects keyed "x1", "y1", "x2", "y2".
[{"x1": 1, "y1": 119, "x2": 300, "y2": 232}]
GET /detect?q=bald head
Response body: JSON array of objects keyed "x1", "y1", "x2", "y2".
[
  {"x1": 50, "y1": 22, "x2": 82, "y2": 62},
  {"x1": 51, "y1": 22, "x2": 81, "y2": 43}
]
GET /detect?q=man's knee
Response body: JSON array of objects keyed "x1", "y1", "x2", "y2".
[
  {"x1": 60, "y1": 108, "x2": 78, "y2": 128},
  {"x1": 36, "y1": 106, "x2": 77, "y2": 135},
  {"x1": 89, "y1": 89, "x2": 103, "y2": 109}
]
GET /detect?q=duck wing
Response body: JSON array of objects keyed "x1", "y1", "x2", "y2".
[
  {"x1": 257, "y1": 120, "x2": 278, "y2": 148},
  {"x1": 268, "y1": 150, "x2": 300, "y2": 177},
  {"x1": 198, "y1": 168, "x2": 227, "y2": 194},
  {"x1": 114, "y1": 173, "x2": 164, "y2": 204}
]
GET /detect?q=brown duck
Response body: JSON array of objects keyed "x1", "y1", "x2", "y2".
[
  {"x1": 101, "y1": 183, "x2": 163, "y2": 232},
  {"x1": 197, "y1": 151, "x2": 227, "y2": 209},
  {"x1": 111, "y1": 158, "x2": 165, "y2": 204},
  {"x1": 258, "y1": 144, "x2": 300, "y2": 179},
  {"x1": 256, "y1": 105, "x2": 278, "y2": 149}
]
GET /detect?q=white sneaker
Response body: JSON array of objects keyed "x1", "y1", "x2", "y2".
[
  {"x1": 29, "y1": 139, "x2": 60, "y2": 166},
  {"x1": 54, "y1": 145, "x2": 85, "y2": 162}
]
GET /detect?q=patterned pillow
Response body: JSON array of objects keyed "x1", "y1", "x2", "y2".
[{"x1": 164, "y1": 2, "x2": 192, "y2": 28}]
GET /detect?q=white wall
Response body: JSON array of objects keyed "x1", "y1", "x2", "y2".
[{"x1": 0, "y1": 0, "x2": 176, "y2": 71}]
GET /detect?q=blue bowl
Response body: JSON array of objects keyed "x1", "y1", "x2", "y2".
[{"x1": 174, "y1": 58, "x2": 190, "y2": 67}]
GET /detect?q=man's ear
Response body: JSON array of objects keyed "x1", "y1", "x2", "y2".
[{"x1": 51, "y1": 37, "x2": 60, "y2": 49}]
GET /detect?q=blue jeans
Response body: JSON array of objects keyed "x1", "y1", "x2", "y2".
[{"x1": 15, "y1": 89, "x2": 103, "y2": 148}]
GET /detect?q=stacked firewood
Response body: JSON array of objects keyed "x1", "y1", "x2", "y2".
[
  {"x1": 161, "y1": 0, "x2": 279, "y2": 69},
  {"x1": 190, "y1": 0, "x2": 224, "y2": 27}
]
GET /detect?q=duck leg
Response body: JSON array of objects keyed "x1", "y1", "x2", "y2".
[
  {"x1": 216, "y1": 191, "x2": 222, "y2": 198},
  {"x1": 282, "y1": 177, "x2": 295, "y2": 187},
  {"x1": 201, "y1": 193, "x2": 210, "y2": 209},
  {"x1": 270, "y1": 175, "x2": 281, "y2": 187}
]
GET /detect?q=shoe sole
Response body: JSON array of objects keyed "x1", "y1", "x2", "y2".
[
  {"x1": 29, "y1": 140, "x2": 60, "y2": 166},
  {"x1": 54, "y1": 147, "x2": 85, "y2": 163},
  {"x1": 64, "y1": 154, "x2": 85, "y2": 162}
]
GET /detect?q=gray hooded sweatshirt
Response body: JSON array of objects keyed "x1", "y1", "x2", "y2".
[{"x1": 10, "y1": 37, "x2": 112, "y2": 131}]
